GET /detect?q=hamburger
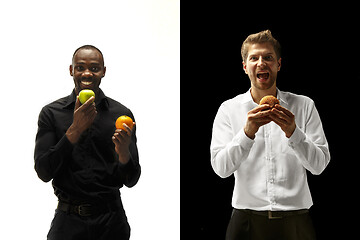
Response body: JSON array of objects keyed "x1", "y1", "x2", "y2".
[{"x1": 259, "y1": 95, "x2": 279, "y2": 108}]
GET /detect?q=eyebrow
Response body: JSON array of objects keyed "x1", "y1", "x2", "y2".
[
  {"x1": 74, "y1": 61, "x2": 102, "y2": 65},
  {"x1": 249, "y1": 52, "x2": 275, "y2": 56}
]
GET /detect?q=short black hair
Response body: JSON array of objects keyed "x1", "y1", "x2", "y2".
[{"x1": 72, "y1": 45, "x2": 104, "y2": 65}]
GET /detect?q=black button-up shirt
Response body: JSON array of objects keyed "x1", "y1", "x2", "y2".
[{"x1": 34, "y1": 89, "x2": 140, "y2": 204}]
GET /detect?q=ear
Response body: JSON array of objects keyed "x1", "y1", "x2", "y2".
[
  {"x1": 103, "y1": 66, "x2": 106, "y2": 77},
  {"x1": 277, "y1": 58, "x2": 282, "y2": 71},
  {"x1": 242, "y1": 61, "x2": 248, "y2": 74},
  {"x1": 69, "y1": 65, "x2": 74, "y2": 76}
]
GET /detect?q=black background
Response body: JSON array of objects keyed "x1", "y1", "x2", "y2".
[{"x1": 181, "y1": 3, "x2": 359, "y2": 239}]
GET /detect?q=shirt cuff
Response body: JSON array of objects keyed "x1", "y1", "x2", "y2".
[
  {"x1": 118, "y1": 153, "x2": 133, "y2": 168},
  {"x1": 233, "y1": 128, "x2": 255, "y2": 149},
  {"x1": 288, "y1": 126, "x2": 306, "y2": 148},
  {"x1": 57, "y1": 134, "x2": 74, "y2": 153}
]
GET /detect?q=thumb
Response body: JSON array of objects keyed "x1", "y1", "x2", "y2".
[{"x1": 75, "y1": 96, "x2": 81, "y2": 110}]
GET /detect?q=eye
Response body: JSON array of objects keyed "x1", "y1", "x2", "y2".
[
  {"x1": 264, "y1": 55, "x2": 274, "y2": 61},
  {"x1": 90, "y1": 66, "x2": 100, "y2": 72},
  {"x1": 249, "y1": 56, "x2": 258, "y2": 61},
  {"x1": 76, "y1": 66, "x2": 84, "y2": 71}
]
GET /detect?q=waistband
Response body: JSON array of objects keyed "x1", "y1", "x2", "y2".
[
  {"x1": 237, "y1": 209, "x2": 309, "y2": 219},
  {"x1": 57, "y1": 200, "x2": 122, "y2": 217}
]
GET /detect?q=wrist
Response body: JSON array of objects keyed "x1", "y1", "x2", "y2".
[
  {"x1": 244, "y1": 127, "x2": 256, "y2": 140},
  {"x1": 118, "y1": 151, "x2": 130, "y2": 164},
  {"x1": 285, "y1": 124, "x2": 296, "y2": 138},
  {"x1": 66, "y1": 124, "x2": 82, "y2": 144}
]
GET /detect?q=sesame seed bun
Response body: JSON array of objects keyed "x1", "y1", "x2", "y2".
[{"x1": 259, "y1": 95, "x2": 279, "y2": 108}]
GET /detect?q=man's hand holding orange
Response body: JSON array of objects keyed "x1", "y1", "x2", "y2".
[{"x1": 112, "y1": 116, "x2": 135, "y2": 164}]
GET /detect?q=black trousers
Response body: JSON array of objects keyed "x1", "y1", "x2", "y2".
[
  {"x1": 47, "y1": 209, "x2": 130, "y2": 240},
  {"x1": 226, "y1": 209, "x2": 316, "y2": 240}
]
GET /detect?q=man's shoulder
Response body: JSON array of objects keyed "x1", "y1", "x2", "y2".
[
  {"x1": 279, "y1": 90, "x2": 315, "y2": 106},
  {"x1": 220, "y1": 90, "x2": 252, "y2": 109},
  {"x1": 105, "y1": 96, "x2": 134, "y2": 118},
  {"x1": 41, "y1": 95, "x2": 71, "y2": 111},
  {"x1": 37, "y1": 95, "x2": 73, "y2": 125},
  {"x1": 106, "y1": 96, "x2": 127, "y2": 108}
]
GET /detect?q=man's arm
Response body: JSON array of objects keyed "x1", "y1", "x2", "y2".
[
  {"x1": 34, "y1": 96, "x2": 97, "y2": 182},
  {"x1": 113, "y1": 123, "x2": 141, "y2": 188},
  {"x1": 211, "y1": 104, "x2": 271, "y2": 178},
  {"x1": 269, "y1": 102, "x2": 330, "y2": 175},
  {"x1": 34, "y1": 108, "x2": 74, "y2": 182},
  {"x1": 287, "y1": 102, "x2": 330, "y2": 175}
]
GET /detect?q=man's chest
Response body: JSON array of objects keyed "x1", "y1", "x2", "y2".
[{"x1": 52, "y1": 108, "x2": 119, "y2": 142}]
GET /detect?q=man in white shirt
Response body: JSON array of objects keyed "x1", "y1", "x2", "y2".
[{"x1": 210, "y1": 30, "x2": 330, "y2": 240}]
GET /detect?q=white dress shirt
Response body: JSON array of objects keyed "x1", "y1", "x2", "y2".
[{"x1": 210, "y1": 88, "x2": 330, "y2": 211}]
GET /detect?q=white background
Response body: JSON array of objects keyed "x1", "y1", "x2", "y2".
[{"x1": 0, "y1": 0, "x2": 179, "y2": 239}]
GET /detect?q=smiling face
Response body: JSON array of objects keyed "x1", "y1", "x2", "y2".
[
  {"x1": 243, "y1": 42, "x2": 281, "y2": 92},
  {"x1": 70, "y1": 48, "x2": 106, "y2": 96}
]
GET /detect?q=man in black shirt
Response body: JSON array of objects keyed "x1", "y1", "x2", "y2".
[{"x1": 34, "y1": 45, "x2": 140, "y2": 240}]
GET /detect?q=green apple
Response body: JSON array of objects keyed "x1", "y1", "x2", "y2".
[{"x1": 78, "y1": 89, "x2": 95, "y2": 104}]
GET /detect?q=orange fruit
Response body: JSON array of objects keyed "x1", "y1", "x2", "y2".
[{"x1": 115, "y1": 115, "x2": 134, "y2": 130}]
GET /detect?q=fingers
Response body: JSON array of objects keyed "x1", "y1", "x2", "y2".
[
  {"x1": 86, "y1": 108, "x2": 98, "y2": 123},
  {"x1": 248, "y1": 108, "x2": 272, "y2": 123},
  {"x1": 112, "y1": 122, "x2": 134, "y2": 144},
  {"x1": 121, "y1": 123, "x2": 132, "y2": 135},
  {"x1": 273, "y1": 104, "x2": 294, "y2": 118},
  {"x1": 75, "y1": 95, "x2": 94, "y2": 110},
  {"x1": 112, "y1": 129, "x2": 130, "y2": 146},
  {"x1": 72, "y1": 96, "x2": 97, "y2": 133},
  {"x1": 77, "y1": 97, "x2": 97, "y2": 115},
  {"x1": 251, "y1": 104, "x2": 271, "y2": 114},
  {"x1": 75, "y1": 96, "x2": 81, "y2": 110},
  {"x1": 269, "y1": 105, "x2": 296, "y2": 137},
  {"x1": 269, "y1": 113, "x2": 287, "y2": 126},
  {"x1": 80, "y1": 96, "x2": 96, "y2": 112},
  {"x1": 249, "y1": 104, "x2": 294, "y2": 125},
  {"x1": 85, "y1": 103, "x2": 97, "y2": 116},
  {"x1": 270, "y1": 105, "x2": 293, "y2": 123},
  {"x1": 246, "y1": 103, "x2": 296, "y2": 139},
  {"x1": 83, "y1": 96, "x2": 95, "y2": 105},
  {"x1": 114, "y1": 125, "x2": 131, "y2": 139}
]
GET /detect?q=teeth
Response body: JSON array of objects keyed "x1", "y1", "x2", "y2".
[
  {"x1": 257, "y1": 73, "x2": 269, "y2": 79},
  {"x1": 81, "y1": 81, "x2": 92, "y2": 85}
]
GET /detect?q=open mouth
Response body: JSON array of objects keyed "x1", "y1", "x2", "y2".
[
  {"x1": 81, "y1": 81, "x2": 93, "y2": 86},
  {"x1": 80, "y1": 80, "x2": 95, "y2": 89},
  {"x1": 257, "y1": 72, "x2": 269, "y2": 80}
]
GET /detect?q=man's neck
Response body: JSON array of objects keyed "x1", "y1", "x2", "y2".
[{"x1": 250, "y1": 86, "x2": 277, "y2": 104}]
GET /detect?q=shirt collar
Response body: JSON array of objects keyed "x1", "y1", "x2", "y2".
[
  {"x1": 241, "y1": 89, "x2": 254, "y2": 104},
  {"x1": 276, "y1": 88, "x2": 289, "y2": 105},
  {"x1": 241, "y1": 88, "x2": 288, "y2": 105},
  {"x1": 63, "y1": 88, "x2": 109, "y2": 110}
]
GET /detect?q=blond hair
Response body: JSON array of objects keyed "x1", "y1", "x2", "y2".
[{"x1": 241, "y1": 30, "x2": 281, "y2": 62}]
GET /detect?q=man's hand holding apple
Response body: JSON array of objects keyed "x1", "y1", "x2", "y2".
[{"x1": 66, "y1": 96, "x2": 97, "y2": 144}]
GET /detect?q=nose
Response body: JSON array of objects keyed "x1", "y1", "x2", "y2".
[
  {"x1": 258, "y1": 57, "x2": 266, "y2": 68},
  {"x1": 82, "y1": 69, "x2": 93, "y2": 78}
]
